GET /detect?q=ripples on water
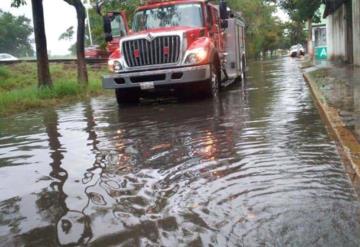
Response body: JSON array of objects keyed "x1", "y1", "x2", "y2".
[{"x1": 1, "y1": 58, "x2": 360, "y2": 246}]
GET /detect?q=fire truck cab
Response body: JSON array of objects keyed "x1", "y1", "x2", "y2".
[{"x1": 102, "y1": 0, "x2": 246, "y2": 104}]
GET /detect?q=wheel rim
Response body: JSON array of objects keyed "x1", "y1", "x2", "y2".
[
  {"x1": 240, "y1": 63, "x2": 244, "y2": 81},
  {"x1": 242, "y1": 61, "x2": 246, "y2": 81},
  {"x1": 211, "y1": 70, "x2": 219, "y2": 97}
]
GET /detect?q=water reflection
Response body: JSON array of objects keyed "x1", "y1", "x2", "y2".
[
  {"x1": 1, "y1": 58, "x2": 360, "y2": 246},
  {"x1": 44, "y1": 109, "x2": 92, "y2": 246},
  {"x1": 78, "y1": 95, "x2": 249, "y2": 245},
  {"x1": 55, "y1": 102, "x2": 100, "y2": 246}
]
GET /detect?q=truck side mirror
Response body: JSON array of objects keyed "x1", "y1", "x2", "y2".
[
  {"x1": 221, "y1": 20, "x2": 228, "y2": 29},
  {"x1": 103, "y1": 15, "x2": 113, "y2": 42},
  {"x1": 219, "y1": 1, "x2": 228, "y2": 20},
  {"x1": 105, "y1": 33, "x2": 113, "y2": 42}
]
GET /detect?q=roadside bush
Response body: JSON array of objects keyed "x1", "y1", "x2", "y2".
[
  {"x1": 36, "y1": 80, "x2": 81, "y2": 99},
  {"x1": 0, "y1": 63, "x2": 107, "y2": 116},
  {"x1": 54, "y1": 80, "x2": 82, "y2": 97},
  {"x1": 0, "y1": 66, "x2": 10, "y2": 79}
]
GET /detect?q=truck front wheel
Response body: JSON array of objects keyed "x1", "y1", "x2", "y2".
[
  {"x1": 241, "y1": 58, "x2": 246, "y2": 82},
  {"x1": 205, "y1": 63, "x2": 220, "y2": 98},
  {"x1": 115, "y1": 89, "x2": 140, "y2": 105}
]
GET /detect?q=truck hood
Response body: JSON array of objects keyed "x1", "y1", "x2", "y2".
[
  {"x1": 128, "y1": 26, "x2": 204, "y2": 37},
  {"x1": 123, "y1": 26, "x2": 206, "y2": 48}
]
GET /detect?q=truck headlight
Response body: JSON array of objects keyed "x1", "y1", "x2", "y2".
[
  {"x1": 113, "y1": 61, "x2": 122, "y2": 73},
  {"x1": 184, "y1": 48, "x2": 208, "y2": 65},
  {"x1": 108, "y1": 59, "x2": 122, "y2": 73}
]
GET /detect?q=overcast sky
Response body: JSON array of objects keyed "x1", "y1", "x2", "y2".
[
  {"x1": 275, "y1": 8, "x2": 289, "y2": 22},
  {"x1": 0, "y1": 1, "x2": 288, "y2": 56},
  {"x1": 0, "y1": 0, "x2": 77, "y2": 55}
]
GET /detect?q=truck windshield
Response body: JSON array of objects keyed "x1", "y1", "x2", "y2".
[{"x1": 132, "y1": 3, "x2": 203, "y2": 32}]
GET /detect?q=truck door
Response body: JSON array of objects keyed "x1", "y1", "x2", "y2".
[
  {"x1": 237, "y1": 25, "x2": 241, "y2": 72},
  {"x1": 109, "y1": 12, "x2": 128, "y2": 37},
  {"x1": 104, "y1": 12, "x2": 128, "y2": 53},
  {"x1": 206, "y1": 5, "x2": 221, "y2": 50}
]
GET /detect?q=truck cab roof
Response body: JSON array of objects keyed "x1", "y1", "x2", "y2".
[{"x1": 138, "y1": 0, "x2": 208, "y2": 11}]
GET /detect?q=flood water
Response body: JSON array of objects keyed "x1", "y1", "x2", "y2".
[{"x1": 1, "y1": 58, "x2": 360, "y2": 246}]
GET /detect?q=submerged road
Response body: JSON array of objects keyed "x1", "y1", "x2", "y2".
[{"x1": 1, "y1": 57, "x2": 360, "y2": 246}]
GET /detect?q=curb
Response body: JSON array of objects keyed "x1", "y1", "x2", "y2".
[{"x1": 303, "y1": 72, "x2": 360, "y2": 191}]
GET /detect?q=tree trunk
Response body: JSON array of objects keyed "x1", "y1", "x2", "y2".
[
  {"x1": 31, "y1": 0, "x2": 52, "y2": 87},
  {"x1": 64, "y1": 0, "x2": 88, "y2": 85},
  {"x1": 307, "y1": 17, "x2": 314, "y2": 58},
  {"x1": 75, "y1": 2, "x2": 88, "y2": 84}
]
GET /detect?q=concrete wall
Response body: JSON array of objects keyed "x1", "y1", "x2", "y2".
[
  {"x1": 327, "y1": 5, "x2": 348, "y2": 61},
  {"x1": 355, "y1": 76, "x2": 360, "y2": 139},
  {"x1": 354, "y1": 0, "x2": 360, "y2": 66}
]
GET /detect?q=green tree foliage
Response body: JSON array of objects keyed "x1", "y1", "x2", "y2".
[
  {"x1": 279, "y1": 0, "x2": 321, "y2": 23},
  {"x1": 0, "y1": 10, "x2": 34, "y2": 57},
  {"x1": 279, "y1": 0, "x2": 321, "y2": 56},
  {"x1": 228, "y1": 0, "x2": 285, "y2": 57},
  {"x1": 59, "y1": 26, "x2": 77, "y2": 56},
  {"x1": 283, "y1": 20, "x2": 306, "y2": 46},
  {"x1": 11, "y1": 0, "x2": 26, "y2": 7},
  {"x1": 59, "y1": 26, "x2": 75, "y2": 41},
  {"x1": 90, "y1": 0, "x2": 140, "y2": 20},
  {"x1": 60, "y1": 25, "x2": 94, "y2": 55}
]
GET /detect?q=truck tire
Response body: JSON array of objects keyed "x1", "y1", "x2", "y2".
[
  {"x1": 241, "y1": 58, "x2": 246, "y2": 82},
  {"x1": 205, "y1": 63, "x2": 220, "y2": 98},
  {"x1": 235, "y1": 59, "x2": 246, "y2": 85},
  {"x1": 115, "y1": 89, "x2": 140, "y2": 105}
]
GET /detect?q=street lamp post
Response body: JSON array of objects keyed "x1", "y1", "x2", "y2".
[{"x1": 84, "y1": 2, "x2": 93, "y2": 46}]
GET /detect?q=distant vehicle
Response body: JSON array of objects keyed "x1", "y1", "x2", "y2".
[
  {"x1": 85, "y1": 45, "x2": 108, "y2": 59},
  {"x1": 290, "y1": 44, "x2": 305, "y2": 57},
  {"x1": 0, "y1": 53, "x2": 18, "y2": 61}
]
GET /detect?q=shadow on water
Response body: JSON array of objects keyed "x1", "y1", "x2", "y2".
[{"x1": 1, "y1": 57, "x2": 360, "y2": 246}]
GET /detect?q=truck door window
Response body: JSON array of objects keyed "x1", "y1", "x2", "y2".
[
  {"x1": 239, "y1": 26, "x2": 243, "y2": 45},
  {"x1": 242, "y1": 27, "x2": 245, "y2": 44},
  {"x1": 207, "y1": 5, "x2": 213, "y2": 27},
  {"x1": 212, "y1": 8, "x2": 219, "y2": 27},
  {"x1": 111, "y1": 15, "x2": 126, "y2": 37}
]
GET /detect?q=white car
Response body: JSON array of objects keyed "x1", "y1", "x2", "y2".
[
  {"x1": 289, "y1": 44, "x2": 305, "y2": 57},
  {"x1": 0, "y1": 53, "x2": 19, "y2": 61}
]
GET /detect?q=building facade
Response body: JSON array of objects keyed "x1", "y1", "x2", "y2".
[
  {"x1": 353, "y1": 0, "x2": 360, "y2": 65},
  {"x1": 324, "y1": 0, "x2": 360, "y2": 65}
]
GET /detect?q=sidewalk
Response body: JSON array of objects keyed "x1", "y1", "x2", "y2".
[{"x1": 302, "y1": 59, "x2": 360, "y2": 186}]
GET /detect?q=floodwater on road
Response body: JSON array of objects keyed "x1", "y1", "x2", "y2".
[{"x1": 1, "y1": 57, "x2": 360, "y2": 246}]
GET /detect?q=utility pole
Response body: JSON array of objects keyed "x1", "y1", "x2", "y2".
[{"x1": 84, "y1": 2, "x2": 93, "y2": 46}]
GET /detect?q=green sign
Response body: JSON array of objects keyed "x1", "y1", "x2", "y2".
[{"x1": 315, "y1": 46, "x2": 327, "y2": 60}]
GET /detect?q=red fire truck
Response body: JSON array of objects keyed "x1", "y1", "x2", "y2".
[{"x1": 100, "y1": 0, "x2": 246, "y2": 104}]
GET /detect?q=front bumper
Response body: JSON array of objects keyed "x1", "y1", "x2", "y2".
[{"x1": 102, "y1": 64, "x2": 211, "y2": 89}]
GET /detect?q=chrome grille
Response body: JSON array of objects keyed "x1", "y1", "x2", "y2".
[{"x1": 123, "y1": 35, "x2": 181, "y2": 67}]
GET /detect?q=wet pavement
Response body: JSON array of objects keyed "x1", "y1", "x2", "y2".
[
  {"x1": 305, "y1": 63, "x2": 360, "y2": 142},
  {"x1": 1, "y1": 57, "x2": 360, "y2": 246}
]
